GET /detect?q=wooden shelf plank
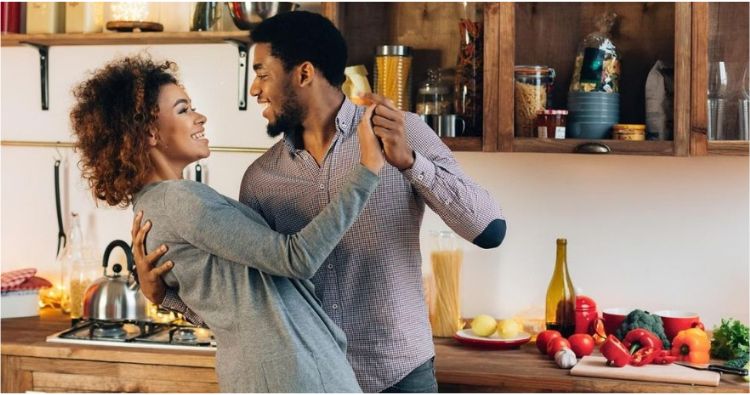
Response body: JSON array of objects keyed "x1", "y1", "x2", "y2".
[
  {"x1": 442, "y1": 137, "x2": 482, "y2": 152},
  {"x1": 0, "y1": 31, "x2": 251, "y2": 47},
  {"x1": 513, "y1": 138, "x2": 675, "y2": 156},
  {"x1": 707, "y1": 141, "x2": 750, "y2": 156}
]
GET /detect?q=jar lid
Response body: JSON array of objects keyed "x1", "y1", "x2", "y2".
[
  {"x1": 613, "y1": 124, "x2": 646, "y2": 130},
  {"x1": 376, "y1": 45, "x2": 412, "y2": 56},
  {"x1": 536, "y1": 109, "x2": 569, "y2": 115},
  {"x1": 514, "y1": 65, "x2": 554, "y2": 76}
]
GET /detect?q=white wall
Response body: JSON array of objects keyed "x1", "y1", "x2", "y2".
[{"x1": 2, "y1": 43, "x2": 748, "y2": 330}]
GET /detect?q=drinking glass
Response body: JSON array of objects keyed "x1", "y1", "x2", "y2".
[{"x1": 707, "y1": 61, "x2": 728, "y2": 140}]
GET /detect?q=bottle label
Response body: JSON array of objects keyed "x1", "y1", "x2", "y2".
[
  {"x1": 555, "y1": 126, "x2": 566, "y2": 139},
  {"x1": 580, "y1": 47, "x2": 605, "y2": 85},
  {"x1": 537, "y1": 126, "x2": 547, "y2": 138}
]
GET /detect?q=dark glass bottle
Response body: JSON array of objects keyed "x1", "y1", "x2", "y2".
[{"x1": 545, "y1": 238, "x2": 577, "y2": 337}]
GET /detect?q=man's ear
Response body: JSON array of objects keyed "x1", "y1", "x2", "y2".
[{"x1": 297, "y1": 61, "x2": 315, "y2": 87}]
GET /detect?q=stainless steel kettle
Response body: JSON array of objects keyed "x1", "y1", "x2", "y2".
[{"x1": 82, "y1": 240, "x2": 150, "y2": 321}]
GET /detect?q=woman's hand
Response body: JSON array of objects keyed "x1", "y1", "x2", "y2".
[
  {"x1": 357, "y1": 104, "x2": 385, "y2": 174},
  {"x1": 131, "y1": 211, "x2": 172, "y2": 304}
]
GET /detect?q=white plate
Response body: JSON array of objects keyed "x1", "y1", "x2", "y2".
[{"x1": 453, "y1": 329, "x2": 531, "y2": 349}]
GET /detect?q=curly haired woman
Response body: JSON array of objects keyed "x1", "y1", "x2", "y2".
[{"x1": 70, "y1": 55, "x2": 384, "y2": 392}]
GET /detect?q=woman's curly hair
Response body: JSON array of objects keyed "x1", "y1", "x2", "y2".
[{"x1": 71, "y1": 55, "x2": 179, "y2": 208}]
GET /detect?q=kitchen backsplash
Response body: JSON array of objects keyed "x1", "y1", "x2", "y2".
[{"x1": 2, "y1": 43, "x2": 748, "y2": 329}]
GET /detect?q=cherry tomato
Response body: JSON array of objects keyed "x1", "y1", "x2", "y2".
[
  {"x1": 536, "y1": 330, "x2": 562, "y2": 354},
  {"x1": 547, "y1": 337, "x2": 571, "y2": 358},
  {"x1": 568, "y1": 333, "x2": 596, "y2": 358}
]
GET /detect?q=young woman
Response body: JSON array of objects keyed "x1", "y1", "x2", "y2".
[{"x1": 71, "y1": 55, "x2": 383, "y2": 392}]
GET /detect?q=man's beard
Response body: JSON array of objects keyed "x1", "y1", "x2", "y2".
[{"x1": 266, "y1": 81, "x2": 305, "y2": 148}]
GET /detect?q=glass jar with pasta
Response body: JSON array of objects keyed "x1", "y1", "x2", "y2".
[
  {"x1": 514, "y1": 65, "x2": 556, "y2": 138},
  {"x1": 428, "y1": 230, "x2": 464, "y2": 338},
  {"x1": 374, "y1": 45, "x2": 412, "y2": 112}
]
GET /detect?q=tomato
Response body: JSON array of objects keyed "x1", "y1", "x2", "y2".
[
  {"x1": 536, "y1": 330, "x2": 562, "y2": 354},
  {"x1": 547, "y1": 337, "x2": 571, "y2": 358},
  {"x1": 568, "y1": 333, "x2": 596, "y2": 358}
]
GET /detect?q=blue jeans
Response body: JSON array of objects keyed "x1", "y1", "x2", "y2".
[{"x1": 381, "y1": 357, "x2": 438, "y2": 393}]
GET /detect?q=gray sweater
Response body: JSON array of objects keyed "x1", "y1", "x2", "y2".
[{"x1": 132, "y1": 164, "x2": 379, "y2": 393}]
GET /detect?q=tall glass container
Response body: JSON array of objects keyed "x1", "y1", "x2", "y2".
[
  {"x1": 60, "y1": 213, "x2": 99, "y2": 319},
  {"x1": 545, "y1": 238, "x2": 577, "y2": 338},
  {"x1": 455, "y1": 3, "x2": 483, "y2": 136},
  {"x1": 514, "y1": 65, "x2": 556, "y2": 137},
  {"x1": 374, "y1": 45, "x2": 412, "y2": 111},
  {"x1": 429, "y1": 231, "x2": 464, "y2": 337}
]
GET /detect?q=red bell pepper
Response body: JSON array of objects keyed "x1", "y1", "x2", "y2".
[
  {"x1": 622, "y1": 328, "x2": 663, "y2": 354},
  {"x1": 652, "y1": 349, "x2": 677, "y2": 365},
  {"x1": 630, "y1": 346, "x2": 657, "y2": 366},
  {"x1": 600, "y1": 335, "x2": 631, "y2": 367}
]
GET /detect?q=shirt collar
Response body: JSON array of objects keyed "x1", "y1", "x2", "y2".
[{"x1": 282, "y1": 95, "x2": 361, "y2": 154}]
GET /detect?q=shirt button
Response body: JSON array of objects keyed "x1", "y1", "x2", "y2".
[
  {"x1": 417, "y1": 174, "x2": 424, "y2": 181},
  {"x1": 327, "y1": 264, "x2": 333, "y2": 270},
  {"x1": 341, "y1": 123, "x2": 348, "y2": 128},
  {"x1": 319, "y1": 183, "x2": 325, "y2": 190},
  {"x1": 332, "y1": 304, "x2": 339, "y2": 310}
]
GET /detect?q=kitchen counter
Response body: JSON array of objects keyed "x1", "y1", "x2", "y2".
[{"x1": 2, "y1": 309, "x2": 748, "y2": 393}]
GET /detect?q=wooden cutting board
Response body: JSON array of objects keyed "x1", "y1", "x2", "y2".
[{"x1": 570, "y1": 356, "x2": 720, "y2": 387}]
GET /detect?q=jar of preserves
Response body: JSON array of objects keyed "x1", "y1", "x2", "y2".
[
  {"x1": 515, "y1": 65, "x2": 556, "y2": 137},
  {"x1": 612, "y1": 124, "x2": 646, "y2": 141},
  {"x1": 374, "y1": 45, "x2": 412, "y2": 111},
  {"x1": 535, "y1": 109, "x2": 568, "y2": 139}
]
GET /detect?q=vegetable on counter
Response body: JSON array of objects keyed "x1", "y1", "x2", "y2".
[
  {"x1": 711, "y1": 318, "x2": 749, "y2": 363},
  {"x1": 555, "y1": 348, "x2": 578, "y2": 369},
  {"x1": 600, "y1": 335, "x2": 632, "y2": 367},
  {"x1": 615, "y1": 309, "x2": 671, "y2": 349},
  {"x1": 623, "y1": 328, "x2": 663, "y2": 366},
  {"x1": 671, "y1": 328, "x2": 711, "y2": 364}
]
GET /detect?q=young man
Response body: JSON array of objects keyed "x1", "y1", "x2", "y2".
[{"x1": 133, "y1": 11, "x2": 506, "y2": 393}]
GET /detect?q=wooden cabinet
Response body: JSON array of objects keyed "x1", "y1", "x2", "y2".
[{"x1": 323, "y1": 2, "x2": 748, "y2": 156}]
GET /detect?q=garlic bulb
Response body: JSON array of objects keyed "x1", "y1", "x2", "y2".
[{"x1": 555, "y1": 348, "x2": 577, "y2": 369}]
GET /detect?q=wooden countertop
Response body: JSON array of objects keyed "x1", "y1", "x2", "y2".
[{"x1": 2, "y1": 309, "x2": 748, "y2": 393}]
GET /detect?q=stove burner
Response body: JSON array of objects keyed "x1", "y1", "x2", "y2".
[
  {"x1": 90, "y1": 322, "x2": 127, "y2": 339},
  {"x1": 172, "y1": 328, "x2": 198, "y2": 343}
]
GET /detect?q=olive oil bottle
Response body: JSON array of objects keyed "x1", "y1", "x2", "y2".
[{"x1": 545, "y1": 238, "x2": 576, "y2": 337}]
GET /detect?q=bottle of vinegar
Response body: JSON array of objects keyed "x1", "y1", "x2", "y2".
[{"x1": 545, "y1": 238, "x2": 577, "y2": 337}]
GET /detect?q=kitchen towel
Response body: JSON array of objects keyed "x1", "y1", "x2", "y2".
[{"x1": 1, "y1": 268, "x2": 52, "y2": 291}]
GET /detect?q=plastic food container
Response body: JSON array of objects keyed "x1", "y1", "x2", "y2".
[{"x1": 613, "y1": 124, "x2": 646, "y2": 141}]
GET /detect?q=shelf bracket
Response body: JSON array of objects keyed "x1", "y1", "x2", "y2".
[
  {"x1": 226, "y1": 40, "x2": 250, "y2": 111},
  {"x1": 23, "y1": 43, "x2": 50, "y2": 110}
]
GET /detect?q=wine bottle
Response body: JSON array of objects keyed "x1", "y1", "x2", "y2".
[{"x1": 545, "y1": 238, "x2": 577, "y2": 337}]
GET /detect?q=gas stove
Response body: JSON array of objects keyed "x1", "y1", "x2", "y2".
[{"x1": 46, "y1": 318, "x2": 216, "y2": 351}]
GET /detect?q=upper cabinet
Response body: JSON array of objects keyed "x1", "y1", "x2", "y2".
[
  {"x1": 690, "y1": 2, "x2": 749, "y2": 156},
  {"x1": 324, "y1": 2, "x2": 748, "y2": 156}
]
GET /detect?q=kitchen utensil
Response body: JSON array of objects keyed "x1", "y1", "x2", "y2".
[
  {"x1": 421, "y1": 114, "x2": 466, "y2": 138},
  {"x1": 570, "y1": 355, "x2": 720, "y2": 386},
  {"x1": 195, "y1": 163, "x2": 203, "y2": 183},
  {"x1": 674, "y1": 362, "x2": 748, "y2": 376},
  {"x1": 226, "y1": 2, "x2": 298, "y2": 30},
  {"x1": 82, "y1": 240, "x2": 150, "y2": 322},
  {"x1": 192, "y1": 2, "x2": 222, "y2": 32},
  {"x1": 707, "y1": 98, "x2": 726, "y2": 140},
  {"x1": 54, "y1": 159, "x2": 66, "y2": 257},
  {"x1": 653, "y1": 310, "x2": 704, "y2": 341},
  {"x1": 453, "y1": 329, "x2": 531, "y2": 349}
]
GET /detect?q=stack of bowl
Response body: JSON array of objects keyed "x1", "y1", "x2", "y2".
[{"x1": 567, "y1": 92, "x2": 620, "y2": 139}]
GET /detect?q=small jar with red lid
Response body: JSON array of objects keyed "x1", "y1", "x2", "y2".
[
  {"x1": 574, "y1": 295, "x2": 599, "y2": 334},
  {"x1": 535, "y1": 109, "x2": 568, "y2": 139}
]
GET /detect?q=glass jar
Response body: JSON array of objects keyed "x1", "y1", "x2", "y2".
[
  {"x1": 374, "y1": 45, "x2": 412, "y2": 111},
  {"x1": 455, "y1": 4, "x2": 483, "y2": 136},
  {"x1": 416, "y1": 69, "x2": 452, "y2": 116},
  {"x1": 535, "y1": 109, "x2": 568, "y2": 139},
  {"x1": 429, "y1": 231, "x2": 464, "y2": 338},
  {"x1": 515, "y1": 65, "x2": 555, "y2": 137}
]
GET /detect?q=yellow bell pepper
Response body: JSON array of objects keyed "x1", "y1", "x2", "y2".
[{"x1": 670, "y1": 328, "x2": 711, "y2": 364}]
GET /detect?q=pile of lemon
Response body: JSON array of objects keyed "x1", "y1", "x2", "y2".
[{"x1": 471, "y1": 315, "x2": 523, "y2": 339}]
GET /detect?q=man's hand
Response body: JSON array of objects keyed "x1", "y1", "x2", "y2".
[
  {"x1": 131, "y1": 211, "x2": 172, "y2": 305},
  {"x1": 361, "y1": 93, "x2": 415, "y2": 171}
]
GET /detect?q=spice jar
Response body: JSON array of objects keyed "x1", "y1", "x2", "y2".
[
  {"x1": 535, "y1": 109, "x2": 568, "y2": 139},
  {"x1": 612, "y1": 124, "x2": 646, "y2": 141},
  {"x1": 374, "y1": 45, "x2": 412, "y2": 111},
  {"x1": 416, "y1": 69, "x2": 452, "y2": 116},
  {"x1": 515, "y1": 65, "x2": 555, "y2": 137}
]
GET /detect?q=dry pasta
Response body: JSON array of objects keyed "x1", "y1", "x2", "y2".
[
  {"x1": 375, "y1": 55, "x2": 411, "y2": 111},
  {"x1": 429, "y1": 250, "x2": 464, "y2": 337},
  {"x1": 514, "y1": 81, "x2": 547, "y2": 137}
]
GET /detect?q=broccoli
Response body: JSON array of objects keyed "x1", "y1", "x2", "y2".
[{"x1": 614, "y1": 309, "x2": 671, "y2": 349}]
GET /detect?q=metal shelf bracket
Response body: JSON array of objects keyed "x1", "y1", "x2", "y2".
[
  {"x1": 23, "y1": 43, "x2": 50, "y2": 110},
  {"x1": 227, "y1": 40, "x2": 250, "y2": 111}
]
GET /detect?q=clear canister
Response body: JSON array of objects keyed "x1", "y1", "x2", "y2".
[
  {"x1": 374, "y1": 45, "x2": 412, "y2": 112},
  {"x1": 514, "y1": 65, "x2": 555, "y2": 138},
  {"x1": 416, "y1": 69, "x2": 452, "y2": 116},
  {"x1": 429, "y1": 231, "x2": 464, "y2": 337}
]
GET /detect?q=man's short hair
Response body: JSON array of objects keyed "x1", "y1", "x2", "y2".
[{"x1": 251, "y1": 11, "x2": 347, "y2": 87}]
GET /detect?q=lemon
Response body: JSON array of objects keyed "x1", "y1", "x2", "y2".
[
  {"x1": 471, "y1": 314, "x2": 497, "y2": 337},
  {"x1": 496, "y1": 318, "x2": 523, "y2": 339}
]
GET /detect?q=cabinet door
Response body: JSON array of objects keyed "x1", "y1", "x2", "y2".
[
  {"x1": 497, "y1": 2, "x2": 690, "y2": 156},
  {"x1": 690, "y1": 2, "x2": 749, "y2": 156}
]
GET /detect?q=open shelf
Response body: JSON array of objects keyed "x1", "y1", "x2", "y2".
[
  {"x1": 441, "y1": 137, "x2": 482, "y2": 152},
  {"x1": 0, "y1": 31, "x2": 251, "y2": 47},
  {"x1": 513, "y1": 138, "x2": 674, "y2": 156},
  {"x1": 707, "y1": 141, "x2": 750, "y2": 156}
]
